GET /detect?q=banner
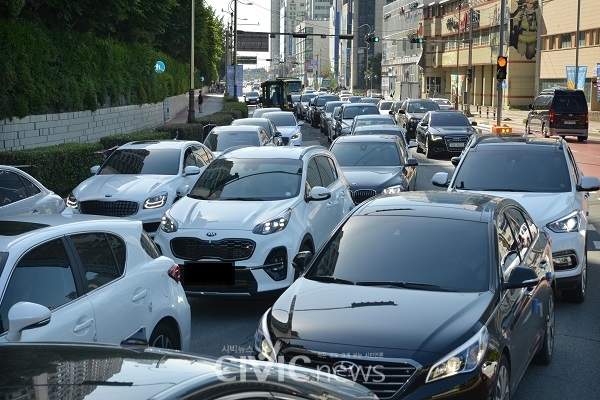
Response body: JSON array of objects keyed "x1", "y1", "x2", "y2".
[
  {"x1": 226, "y1": 65, "x2": 244, "y2": 97},
  {"x1": 566, "y1": 66, "x2": 587, "y2": 90},
  {"x1": 596, "y1": 63, "x2": 600, "y2": 102},
  {"x1": 451, "y1": 74, "x2": 464, "y2": 97}
]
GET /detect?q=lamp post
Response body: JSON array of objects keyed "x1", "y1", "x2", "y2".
[
  {"x1": 187, "y1": 0, "x2": 195, "y2": 123},
  {"x1": 233, "y1": 0, "x2": 238, "y2": 101}
]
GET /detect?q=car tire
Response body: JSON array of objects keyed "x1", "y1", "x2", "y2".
[
  {"x1": 424, "y1": 137, "x2": 432, "y2": 159},
  {"x1": 578, "y1": 136, "x2": 587, "y2": 142},
  {"x1": 150, "y1": 322, "x2": 181, "y2": 350},
  {"x1": 525, "y1": 122, "x2": 531, "y2": 135},
  {"x1": 563, "y1": 246, "x2": 587, "y2": 303},
  {"x1": 542, "y1": 124, "x2": 549, "y2": 138},
  {"x1": 416, "y1": 137, "x2": 423, "y2": 153},
  {"x1": 534, "y1": 291, "x2": 555, "y2": 365},
  {"x1": 495, "y1": 355, "x2": 510, "y2": 400}
]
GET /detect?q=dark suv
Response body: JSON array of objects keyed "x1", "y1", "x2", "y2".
[{"x1": 525, "y1": 87, "x2": 588, "y2": 142}]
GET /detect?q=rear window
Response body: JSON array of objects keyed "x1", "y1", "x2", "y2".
[
  {"x1": 342, "y1": 106, "x2": 379, "y2": 119},
  {"x1": 552, "y1": 92, "x2": 588, "y2": 112}
]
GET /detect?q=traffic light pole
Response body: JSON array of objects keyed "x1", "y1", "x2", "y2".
[
  {"x1": 496, "y1": 0, "x2": 506, "y2": 126},
  {"x1": 465, "y1": 7, "x2": 473, "y2": 116}
]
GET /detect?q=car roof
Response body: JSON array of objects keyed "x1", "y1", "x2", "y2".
[
  {"x1": 231, "y1": 117, "x2": 271, "y2": 124},
  {"x1": 118, "y1": 140, "x2": 201, "y2": 150},
  {"x1": 342, "y1": 103, "x2": 378, "y2": 108},
  {"x1": 354, "y1": 114, "x2": 394, "y2": 120},
  {"x1": 220, "y1": 144, "x2": 327, "y2": 159},
  {"x1": 210, "y1": 125, "x2": 262, "y2": 133},
  {"x1": 355, "y1": 190, "x2": 511, "y2": 223},
  {"x1": 333, "y1": 134, "x2": 399, "y2": 143},
  {"x1": 468, "y1": 133, "x2": 564, "y2": 148},
  {"x1": 353, "y1": 125, "x2": 404, "y2": 132}
]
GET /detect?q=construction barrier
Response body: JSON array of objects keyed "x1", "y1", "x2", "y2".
[{"x1": 491, "y1": 125, "x2": 513, "y2": 134}]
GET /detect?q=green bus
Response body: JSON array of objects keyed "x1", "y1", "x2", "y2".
[{"x1": 260, "y1": 77, "x2": 302, "y2": 111}]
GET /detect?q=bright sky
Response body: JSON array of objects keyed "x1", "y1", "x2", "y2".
[{"x1": 203, "y1": 0, "x2": 272, "y2": 69}]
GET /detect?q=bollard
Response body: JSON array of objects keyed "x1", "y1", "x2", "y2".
[
  {"x1": 477, "y1": 105, "x2": 481, "y2": 117},
  {"x1": 486, "y1": 106, "x2": 489, "y2": 119},
  {"x1": 493, "y1": 107, "x2": 496, "y2": 119}
]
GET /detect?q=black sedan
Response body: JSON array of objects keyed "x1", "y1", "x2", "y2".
[
  {"x1": 0, "y1": 342, "x2": 378, "y2": 399},
  {"x1": 395, "y1": 99, "x2": 440, "y2": 140},
  {"x1": 243, "y1": 90, "x2": 260, "y2": 105},
  {"x1": 254, "y1": 191, "x2": 555, "y2": 400},
  {"x1": 415, "y1": 110, "x2": 478, "y2": 158},
  {"x1": 329, "y1": 134, "x2": 418, "y2": 204}
]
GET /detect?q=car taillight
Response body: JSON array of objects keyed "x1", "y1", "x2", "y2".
[
  {"x1": 549, "y1": 108, "x2": 554, "y2": 124},
  {"x1": 585, "y1": 111, "x2": 588, "y2": 124},
  {"x1": 168, "y1": 264, "x2": 181, "y2": 283}
]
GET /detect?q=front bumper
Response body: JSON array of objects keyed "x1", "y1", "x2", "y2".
[{"x1": 546, "y1": 229, "x2": 585, "y2": 290}]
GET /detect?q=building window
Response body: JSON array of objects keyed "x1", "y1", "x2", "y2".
[
  {"x1": 481, "y1": 29, "x2": 489, "y2": 45},
  {"x1": 560, "y1": 33, "x2": 571, "y2": 49},
  {"x1": 578, "y1": 30, "x2": 585, "y2": 47}
]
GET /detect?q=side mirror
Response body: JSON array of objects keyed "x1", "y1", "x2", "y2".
[
  {"x1": 176, "y1": 184, "x2": 190, "y2": 197},
  {"x1": 450, "y1": 156, "x2": 461, "y2": 167},
  {"x1": 577, "y1": 175, "x2": 600, "y2": 192},
  {"x1": 90, "y1": 165, "x2": 101, "y2": 175},
  {"x1": 431, "y1": 171, "x2": 450, "y2": 187},
  {"x1": 389, "y1": 110, "x2": 394, "y2": 115},
  {"x1": 406, "y1": 158, "x2": 419, "y2": 167},
  {"x1": 292, "y1": 251, "x2": 313, "y2": 275},
  {"x1": 183, "y1": 166, "x2": 201, "y2": 176},
  {"x1": 306, "y1": 186, "x2": 331, "y2": 202},
  {"x1": 503, "y1": 266, "x2": 539, "y2": 290},
  {"x1": 407, "y1": 140, "x2": 418, "y2": 149},
  {"x1": 298, "y1": 121, "x2": 305, "y2": 126},
  {"x1": 7, "y1": 302, "x2": 51, "y2": 342},
  {"x1": 528, "y1": 104, "x2": 534, "y2": 110}
]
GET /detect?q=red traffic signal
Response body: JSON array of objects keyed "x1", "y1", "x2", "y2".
[{"x1": 496, "y1": 56, "x2": 507, "y2": 80}]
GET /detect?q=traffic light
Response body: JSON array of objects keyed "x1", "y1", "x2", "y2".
[
  {"x1": 496, "y1": 56, "x2": 508, "y2": 80},
  {"x1": 410, "y1": 37, "x2": 424, "y2": 44},
  {"x1": 466, "y1": 67, "x2": 472, "y2": 81},
  {"x1": 373, "y1": 36, "x2": 380, "y2": 42},
  {"x1": 364, "y1": 33, "x2": 380, "y2": 43}
]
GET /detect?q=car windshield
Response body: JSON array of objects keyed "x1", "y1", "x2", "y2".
[
  {"x1": 305, "y1": 215, "x2": 490, "y2": 293},
  {"x1": 264, "y1": 113, "x2": 296, "y2": 127},
  {"x1": 98, "y1": 148, "x2": 180, "y2": 175},
  {"x1": 453, "y1": 149, "x2": 571, "y2": 192},
  {"x1": 246, "y1": 91, "x2": 259, "y2": 97},
  {"x1": 301, "y1": 94, "x2": 318, "y2": 103},
  {"x1": 356, "y1": 117, "x2": 395, "y2": 127},
  {"x1": 325, "y1": 102, "x2": 345, "y2": 112},
  {"x1": 342, "y1": 106, "x2": 378, "y2": 119},
  {"x1": 204, "y1": 131, "x2": 260, "y2": 151},
  {"x1": 330, "y1": 142, "x2": 400, "y2": 166},
  {"x1": 188, "y1": 158, "x2": 302, "y2": 201},
  {"x1": 433, "y1": 99, "x2": 452, "y2": 106},
  {"x1": 316, "y1": 96, "x2": 338, "y2": 106},
  {"x1": 378, "y1": 101, "x2": 393, "y2": 110},
  {"x1": 430, "y1": 112, "x2": 470, "y2": 126},
  {"x1": 407, "y1": 102, "x2": 439, "y2": 113}
]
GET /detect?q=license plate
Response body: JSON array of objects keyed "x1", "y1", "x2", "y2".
[
  {"x1": 183, "y1": 262, "x2": 234, "y2": 285},
  {"x1": 448, "y1": 142, "x2": 465, "y2": 148},
  {"x1": 563, "y1": 120, "x2": 576, "y2": 125}
]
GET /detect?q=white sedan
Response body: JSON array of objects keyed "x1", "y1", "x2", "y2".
[
  {"x1": 0, "y1": 165, "x2": 65, "y2": 216},
  {"x1": 64, "y1": 140, "x2": 214, "y2": 236},
  {"x1": 261, "y1": 111, "x2": 304, "y2": 146},
  {"x1": 0, "y1": 214, "x2": 191, "y2": 350}
]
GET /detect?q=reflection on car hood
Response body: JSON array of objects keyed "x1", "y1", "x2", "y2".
[
  {"x1": 276, "y1": 126, "x2": 301, "y2": 138},
  {"x1": 169, "y1": 195, "x2": 299, "y2": 230},
  {"x1": 463, "y1": 191, "x2": 576, "y2": 225},
  {"x1": 405, "y1": 112, "x2": 427, "y2": 118},
  {"x1": 73, "y1": 174, "x2": 180, "y2": 200},
  {"x1": 427, "y1": 126, "x2": 475, "y2": 135},
  {"x1": 270, "y1": 279, "x2": 492, "y2": 363},
  {"x1": 342, "y1": 168, "x2": 403, "y2": 188}
]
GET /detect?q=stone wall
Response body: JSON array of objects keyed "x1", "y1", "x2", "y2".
[{"x1": 0, "y1": 92, "x2": 191, "y2": 151}]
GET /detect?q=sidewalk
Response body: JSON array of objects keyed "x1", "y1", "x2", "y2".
[{"x1": 164, "y1": 92, "x2": 225, "y2": 125}]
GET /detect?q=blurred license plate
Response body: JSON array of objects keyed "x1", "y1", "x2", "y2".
[
  {"x1": 183, "y1": 262, "x2": 234, "y2": 285},
  {"x1": 448, "y1": 142, "x2": 465, "y2": 148},
  {"x1": 563, "y1": 120, "x2": 576, "y2": 125}
]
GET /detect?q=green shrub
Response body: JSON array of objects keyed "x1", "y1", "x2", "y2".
[
  {"x1": 98, "y1": 131, "x2": 171, "y2": 149},
  {"x1": 223, "y1": 101, "x2": 248, "y2": 118},
  {"x1": 155, "y1": 123, "x2": 206, "y2": 142}
]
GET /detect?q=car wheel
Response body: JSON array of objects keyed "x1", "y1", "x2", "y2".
[
  {"x1": 563, "y1": 246, "x2": 587, "y2": 303},
  {"x1": 495, "y1": 355, "x2": 510, "y2": 400},
  {"x1": 149, "y1": 322, "x2": 181, "y2": 350},
  {"x1": 525, "y1": 122, "x2": 531, "y2": 135},
  {"x1": 542, "y1": 124, "x2": 549, "y2": 138},
  {"x1": 534, "y1": 291, "x2": 555, "y2": 365},
  {"x1": 424, "y1": 137, "x2": 432, "y2": 159},
  {"x1": 578, "y1": 136, "x2": 587, "y2": 142}
]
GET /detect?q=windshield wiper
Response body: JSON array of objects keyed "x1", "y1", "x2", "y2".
[
  {"x1": 307, "y1": 276, "x2": 355, "y2": 285},
  {"x1": 355, "y1": 281, "x2": 457, "y2": 292}
]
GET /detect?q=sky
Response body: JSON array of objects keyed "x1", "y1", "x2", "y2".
[{"x1": 203, "y1": 0, "x2": 272, "y2": 69}]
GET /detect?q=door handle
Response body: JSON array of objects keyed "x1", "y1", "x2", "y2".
[
  {"x1": 132, "y1": 290, "x2": 147, "y2": 302},
  {"x1": 74, "y1": 318, "x2": 94, "y2": 333}
]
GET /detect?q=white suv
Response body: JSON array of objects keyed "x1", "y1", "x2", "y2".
[
  {"x1": 432, "y1": 134, "x2": 600, "y2": 302},
  {"x1": 154, "y1": 146, "x2": 355, "y2": 296}
]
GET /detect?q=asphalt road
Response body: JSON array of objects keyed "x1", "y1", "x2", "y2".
[{"x1": 187, "y1": 114, "x2": 600, "y2": 399}]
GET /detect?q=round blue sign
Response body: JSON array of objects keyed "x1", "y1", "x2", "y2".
[
  {"x1": 155, "y1": 61, "x2": 165, "y2": 74},
  {"x1": 502, "y1": 80, "x2": 507, "y2": 89},
  {"x1": 200, "y1": 76, "x2": 205, "y2": 82}
]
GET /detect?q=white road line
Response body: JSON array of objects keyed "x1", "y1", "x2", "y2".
[
  {"x1": 589, "y1": 224, "x2": 597, "y2": 231},
  {"x1": 594, "y1": 241, "x2": 600, "y2": 251}
]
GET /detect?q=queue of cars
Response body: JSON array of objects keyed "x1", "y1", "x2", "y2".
[{"x1": 2, "y1": 90, "x2": 595, "y2": 399}]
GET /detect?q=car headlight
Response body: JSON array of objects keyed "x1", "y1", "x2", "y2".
[
  {"x1": 254, "y1": 309, "x2": 277, "y2": 362},
  {"x1": 547, "y1": 210, "x2": 581, "y2": 233},
  {"x1": 144, "y1": 192, "x2": 168, "y2": 209},
  {"x1": 382, "y1": 185, "x2": 406, "y2": 195},
  {"x1": 160, "y1": 212, "x2": 178, "y2": 233},
  {"x1": 426, "y1": 325, "x2": 489, "y2": 383},
  {"x1": 253, "y1": 209, "x2": 291, "y2": 234},
  {"x1": 66, "y1": 193, "x2": 78, "y2": 208},
  {"x1": 291, "y1": 131, "x2": 301, "y2": 140},
  {"x1": 430, "y1": 134, "x2": 443, "y2": 141}
]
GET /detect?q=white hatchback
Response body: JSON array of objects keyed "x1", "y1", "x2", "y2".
[
  {"x1": 0, "y1": 165, "x2": 65, "y2": 216},
  {"x1": 154, "y1": 145, "x2": 355, "y2": 296},
  {"x1": 0, "y1": 214, "x2": 191, "y2": 350},
  {"x1": 64, "y1": 140, "x2": 214, "y2": 236}
]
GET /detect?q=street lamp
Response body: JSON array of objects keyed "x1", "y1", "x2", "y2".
[{"x1": 187, "y1": 0, "x2": 195, "y2": 123}]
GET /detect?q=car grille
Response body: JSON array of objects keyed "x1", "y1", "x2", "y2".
[
  {"x1": 79, "y1": 200, "x2": 138, "y2": 217},
  {"x1": 183, "y1": 269, "x2": 258, "y2": 294},
  {"x1": 281, "y1": 349, "x2": 418, "y2": 399},
  {"x1": 281, "y1": 137, "x2": 290, "y2": 145},
  {"x1": 351, "y1": 189, "x2": 377, "y2": 204},
  {"x1": 171, "y1": 237, "x2": 256, "y2": 261},
  {"x1": 444, "y1": 135, "x2": 471, "y2": 151}
]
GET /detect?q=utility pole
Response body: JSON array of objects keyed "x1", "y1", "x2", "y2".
[
  {"x1": 465, "y1": 5, "x2": 474, "y2": 116},
  {"x1": 455, "y1": 3, "x2": 462, "y2": 111},
  {"x1": 574, "y1": 0, "x2": 581, "y2": 87},
  {"x1": 233, "y1": 0, "x2": 239, "y2": 101},
  {"x1": 496, "y1": 0, "x2": 506, "y2": 126},
  {"x1": 187, "y1": 0, "x2": 195, "y2": 123}
]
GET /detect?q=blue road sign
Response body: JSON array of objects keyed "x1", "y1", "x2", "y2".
[
  {"x1": 155, "y1": 61, "x2": 165, "y2": 74},
  {"x1": 200, "y1": 76, "x2": 205, "y2": 82},
  {"x1": 502, "y1": 80, "x2": 507, "y2": 89}
]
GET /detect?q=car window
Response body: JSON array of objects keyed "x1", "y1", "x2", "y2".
[
  {"x1": 504, "y1": 207, "x2": 533, "y2": 253},
  {"x1": 194, "y1": 146, "x2": 213, "y2": 165},
  {"x1": 430, "y1": 112, "x2": 470, "y2": 126},
  {"x1": 259, "y1": 129, "x2": 270, "y2": 145},
  {"x1": 71, "y1": 232, "x2": 124, "y2": 291},
  {"x1": 453, "y1": 149, "x2": 571, "y2": 192},
  {"x1": 497, "y1": 212, "x2": 521, "y2": 279},
  {"x1": 0, "y1": 239, "x2": 77, "y2": 333},
  {"x1": 306, "y1": 158, "x2": 322, "y2": 194},
  {"x1": 331, "y1": 142, "x2": 400, "y2": 166},
  {"x1": 407, "y1": 102, "x2": 439, "y2": 113},
  {"x1": 306, "y1": 215, "x2": 490, "y2": 292},
  {"x1": 315, "y1": 155, "x2": 338, "y2": 187},
  {"x1": 553, "y1": 95, "x2": 586, "y2": 112},
  {"x1": 0, "y1": 170, "x2": 34, "y2": 205},
  {"x1": 99, "y1": 149, "x2": 181, "y2": 175},
  {"x1": 342, "y1": 106, "x2": 378, "y2": 119}
]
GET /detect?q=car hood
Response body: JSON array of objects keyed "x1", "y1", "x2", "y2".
[
  {"x1": 168, "y1": 195, "x2": 298, "y2": 230},
  {"x1": 270, "y1": 279, "x2": 493, "y2": 362},
  {"x1": 460, "y1": 191, "x2": 577, "y2": 225},
  {"x1": 342, "y1": 167, "x2": 404, "y2": 188},
  {"x1": 405, "y1": 112, "x2": 427, "y2": 119},
  {"x1": 73, "y1": 174, "x2": 179, "y2": 200},
  {"x1": 277, "y1": 126, "x2": 300, "y2": 138},
  {"x1": 427, "y1": 126, "x2": 475, "y2": 135}
]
